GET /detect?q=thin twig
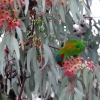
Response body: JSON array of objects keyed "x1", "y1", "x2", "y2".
[{"x1": 48, "y1": 45, "x2": 59, "y2": 50}]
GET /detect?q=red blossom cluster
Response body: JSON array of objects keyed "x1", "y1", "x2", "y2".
[
  {"x1": 45, "y1": 0, "x2": 68, "y2": 7},
  {"x1": 0, "y1": 0, "x2": 25, "y2": 8},
  {"x1": 62, "y1": 57, "x2": 95, "y2": 77},
  {"x1": 0, "y1": 0, "x2": 25, "y2": 30}
]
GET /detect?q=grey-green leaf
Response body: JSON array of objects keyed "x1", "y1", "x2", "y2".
[
  {"x1": 74, "y1": 87, "x2": 85, "y2": 97},
  {"x1": 83, "y1": 68, "x2": 89, "y2": 88},
  {"x1": 24, "y1": 0, "x2": 29, "y2": 15},
  {"x1": 12, "y1": 36, "x2": 20, "y2": 60}
]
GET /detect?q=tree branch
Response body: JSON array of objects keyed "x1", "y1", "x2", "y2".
[
  {"x1": 18, "y1": 72, "x2": 26, "y2": 100},
  {"x1": 48, "y1": 45, "x2": 59, "y2": 50}
]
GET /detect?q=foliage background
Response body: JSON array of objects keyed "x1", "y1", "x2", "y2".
[{"x1": 0, "y1": 0, "x2": 100, "y2": 100}]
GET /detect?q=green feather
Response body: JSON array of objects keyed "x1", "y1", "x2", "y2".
[{"x1": 56, "y1": 40, "x2": 86, "y2": 64}]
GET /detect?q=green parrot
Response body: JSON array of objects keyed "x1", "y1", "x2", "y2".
[{"x1": 56, "y1": 40, "x2": 86, "y2": 66}]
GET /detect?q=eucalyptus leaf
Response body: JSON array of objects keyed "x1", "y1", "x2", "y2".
[
  {"x1": 25, "y1": 78, "x2": 32, "y2": 99},
  {"x1": 43, "y1": 44, "x2": 59, "y2": 82},
  {"x1": 83, "y1": 68, "x2": 89, "y2": 88},
  {"x1": 42, "y1": 0, "x2": 46, "y2": 13},
  {"x1": 1, "y1": 94, "x2": 7, "y2": 100},
  {"x1": 34, "y1": 70, "x2": 41, "y2": 93},
  {"x1": 20, "y1": 21, "x2": 26, "y2": 32},
  {"x1": 76, "y1": 80, "x2": 83, "y2": 93},
  {"x1": 27, "y1": 48, "x2": 33, "y2": 73},
  {"x1": 59, "y1": 86, "x2": 69, "y2": 100},
  {"x1": 13, "y1": 81, "x2": 19, "y2": 96},
  {"x1": 7, "y1": 79, "x2": 10, "y2": 95},
  {"x1": 74, "y1": 87, "x2": 85, "y2": 97},
  {"x1": 24, "y1": 0, "x2": 29, "y2": 15},
  {"x1": 61, "y1": 76, "x2": 68, "y2": 91},
  {"x1": 74, "y1": 93, "x2": 79, "y2": 100},
  {"x1": 12, "y1": 36, "x2": 20, "y2": 60},
  {"x1": 58, "y1": 2, "x2": 65, "y2": 23}
]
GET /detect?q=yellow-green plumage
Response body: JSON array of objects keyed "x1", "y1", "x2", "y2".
[{"x1": 56, "y1": 40, "x2": 86, "y2": 65}]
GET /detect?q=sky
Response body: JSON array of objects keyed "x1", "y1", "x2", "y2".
[{"x1": 91, "y1": 0, "x2": 100, "y2": 21}]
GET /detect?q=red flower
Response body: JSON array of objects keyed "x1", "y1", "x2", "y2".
[
  {"x1": 87, "y1": 61, "x2": 94, "y2": 69},
  {"x1": 62, "y1": 60, "x2": 71, "y2": 69},
  {"x1": 46, "y1": 0, "x2": 52, "y2": 7},
  {"x1": 63, "y1": 68, "x2": 75, "y2": 77}
]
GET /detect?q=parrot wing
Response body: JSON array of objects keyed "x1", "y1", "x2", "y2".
[
  {"x1": 59, "y1": 40, "x2": 81, "y2": 56},
  {"x1": 56, "y1": 41, "x2": 77, "y2": 65}
]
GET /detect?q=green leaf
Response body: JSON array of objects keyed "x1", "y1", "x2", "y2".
[
  {"x1": 13, "y1": 0, "x2": 17, "y2": 10},
  {"x1": 43, "y1": 44, "x2": 58, "y2": 82},
  {"x1": 74, "y1": 87, "x2": 85, "y2": 97},
  {"x1": 0, "y1": 37, "x2": 5, "y2": 60},
  {"x1": 13, "y1": 81, "x2": 19, "y2": 95},
  {"x1": 13, "y1": 53, "x2": 20, "y2": 75},
  {"x1": 87, "y1": 49, "x2": 98, "y2": 62},
  {"x1": 52, "y1": 18, "x2": 60, "y2": 40},
  {"x1": 42, "y1": 0, "x2": 46, "y2": 13},
  {"x1": 1, "y1": 94, "x2": 7, "y2": 100},
  {"x1": 41, "y1": 44, "x2": 49, "y2": 71},
  {"x1": 43, "y1": 15, "x2": 50, "y2": 35},
  {"x1": 12, "y1": 36, "x2": 20, "y2": 60},
  {"x1": 75, "y1": 2, "x2": 83, "y2": 20},
  {"x1": 20, "y1": 21, "x2": 26, "y2": 32},
  {"x1": 48, "y1": 71, "x2": 58, "y2": 94},
  {"x1": 95, "y1": 70, "x2": 100, "y2": 82},
  {"x1": 16, "y1": 26, "x2": 24, "y2": 50},
  {"x1": 11, "y1": 78, "x2": 17, "y2": 85},
  {"x1": 0, "y1": 57, "x2": 5, "y2": 77},
  {"x1": 16, "y1": 26, "x2": 23, "y2": 41},
  {"x1": 20, "y1": 49, "x2": 25, "y2": 67},
  {"x1": 27, "y1": 48, "x2": 33, "y2": 73},
  {"x1": 74, "y1": 93, "x2": 78, "y2": 100},
  {"x1": 61, "y1": 76, "x2": 68, "y2": 91},
  {"x1": 2, "y1": 21, "x2": 7, "y2": 32},
  {"x1": 0, "y1": 37, "x2": 5, "y2": 76},
  {"x1": 76, "y1": 80, "x2": 83, "y2": 93},
  {"x1": 45, "y1": 81, "x2": 51, "y2": 100},
  {"x1": 7, "y1": 79, "x2": 10, "y2": 95},
  {"x1": 59, "y1": 86, "x2": 69, "y2": 100},
  {"x1": 65, "y1": 11, "x2": 74, "y2": 34},
  {"x1": 70, "y1": 1, "x2": 78, "y2": 23},
  {"x1": 34, "y1": 70, "x2": 41, "y2": 93},
  {"x1": 5, "y1": 32, "x2": 11, "y2": 49},
  {"x1": 17, "y1": 0, "x2": 22, "y2": 8},
  {"x1": 49, "y1": 21, "x2": 54, "y2": 33},
  {"x1": 24, "y1": 0, "x2": 29, "y2": 15},
  {"x1": 25, "y1": 10, "x2": 30, "y2": 33},
  {"x1": 68, "y1": 93, "x2": 73, "y2": 100},
  {"x1": 29, "y1": 68, "x2": 35, "y2": 92},
  {"x1": 82, "y1": 1, "x2": 91, "y2": 15},
  {"x1": 25, "y1": 78, "x2": 32, "y2": 99},
  {"x1": 31, "y1": 47, "x2": 38, "y2": 71},
  {"x1": 58, "y1": 2, "x2": 65, "y2": 23},
  {"x1": 42, "y1": 70, "x2": 47, "y2": 95},
  {"x1": 64, "y1": 92, "x2": 70, "y2": 100},
  {"x1": 83, "y1": 68, "x2": 89, "y2": 88}
]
